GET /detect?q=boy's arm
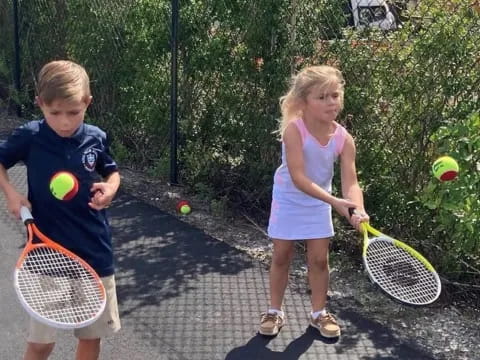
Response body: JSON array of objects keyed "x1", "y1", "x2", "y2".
[
  {"x1": 0, "y1": 164, "x2": 31, "y2": 218},
  {"x1": 104, "y1": 171, "x2": 121, "y2": 195},
  {"x1": 0, "y1": 164, "x2": 16, "y2": 194},
  {"x1": 88, "y1": 171, "x2": 121, "y2": 210}
]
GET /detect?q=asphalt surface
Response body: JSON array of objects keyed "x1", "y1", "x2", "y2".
[{"x1": 0, "y1": 165, "x2": 438, "y2": 359}]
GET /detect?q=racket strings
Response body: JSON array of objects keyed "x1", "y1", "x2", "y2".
[
  {"x1": 366, "y1": 239, "x2": 440, "y2": 305},
  {"x1": 16, "y1": 247, "x2": 104, "y2": 326}
]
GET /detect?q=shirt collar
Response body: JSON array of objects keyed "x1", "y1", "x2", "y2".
[{"x1": 41, "y1": 119, "x2": 85, "y2": 143}]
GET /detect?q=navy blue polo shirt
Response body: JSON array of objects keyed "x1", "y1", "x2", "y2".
[{"x1": 0, "y1": 119, "x2": 118, "y2": 277}]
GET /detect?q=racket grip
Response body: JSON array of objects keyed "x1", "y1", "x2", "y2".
[
  {"x1": 348, "y1": 208, "x2": 355, "y2": 218},
  {"x1": 20, "y1": 206, "x2": 33, "y2": 224}
]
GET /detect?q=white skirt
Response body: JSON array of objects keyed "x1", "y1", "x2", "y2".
[{"x1": 267, "y1": 198, "x2": 334, "y2": 240}]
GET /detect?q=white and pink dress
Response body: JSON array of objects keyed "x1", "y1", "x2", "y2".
[{"x1": 267, "y1": 118, "x2": 347, "y2": 240}]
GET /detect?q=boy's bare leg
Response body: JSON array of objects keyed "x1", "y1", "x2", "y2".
[
  {"x1": 269, "y1": 239, "x2": 295, "y2": 309},
  {"x1": 24, "y1": 342, "x2": 54, "y2": 360},
  {"x1": 305, "y1": 238, "x2": 330, "y2": 311},
  {"x1": 76, "y1": 339, "x2": 101, "y2": 360}
]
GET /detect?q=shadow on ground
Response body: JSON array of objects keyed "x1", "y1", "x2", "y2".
[
  {"x1": 225, "y1": 312, "x2": 435, "y2": 360},
  {"x1": 110, "y1": 192, "x2": 256, "y2": 313},
  {"x1": 108, "y1": 192, "x2": 438, "y2": 359}
]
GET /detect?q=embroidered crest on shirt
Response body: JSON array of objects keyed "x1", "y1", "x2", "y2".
[{"x1": 82, "y1": 148, "x2": 97, "y2": 172}]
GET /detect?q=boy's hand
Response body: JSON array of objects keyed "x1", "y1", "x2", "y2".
[
  {"x1": 5, "y1": 188, "x2": 31, "y2": 219},
  {"x1": 88, "y1": 182, "x2": 117, "y2": 210}
]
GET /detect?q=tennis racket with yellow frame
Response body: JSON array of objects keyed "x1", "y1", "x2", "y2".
[{"x1": 350, "y1": 209, "x2": 441, "y2": 306}]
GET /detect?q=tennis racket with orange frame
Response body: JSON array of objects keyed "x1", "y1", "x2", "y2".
[{"x1": 14, "y1": 206, "x2": 106, "y2": 329}]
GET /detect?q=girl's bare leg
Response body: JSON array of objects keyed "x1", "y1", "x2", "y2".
[
  {"x1": 305, "y1": 238, "x2": 330, "y2": 311},
  {"x1": 269, "y1": 239, "x2": 295, "y2": 309}
]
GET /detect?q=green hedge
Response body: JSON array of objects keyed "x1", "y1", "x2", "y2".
[{"x1": 2, "y1": 0, "x2": 478, "y2": 288}]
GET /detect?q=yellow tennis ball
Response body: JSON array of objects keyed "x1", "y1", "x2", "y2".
[
  {"x1": 180, "y1": 204, "x2": 191, "y2": 214},
  {"x1": 49, "y1": 171, "x2": 79, "y2": 200},
  {"x1": 432, "y1": 156, "x2": 459, "y2": 181},
  {"x1": 176, "y1": 200, "x2": 191, "y2": 214}
]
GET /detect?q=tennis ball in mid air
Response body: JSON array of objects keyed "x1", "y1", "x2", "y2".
[
  {"x1": 50, "y1": 171, "x2": 79, "y2": 200},
  {"x1": 176, "y1": 200, "x2": 191, "y2": 215},
  {"x1": 432, "y1": 156, "x2": 459, "y2": 181}
]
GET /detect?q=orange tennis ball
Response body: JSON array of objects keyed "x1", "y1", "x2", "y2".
[
  {"x1": 49, "y1": 171, "x2": 79, "y2": 200},
  {"x1": 176, "y1": 200, "x2": 191, "y2": 214},
  {"x1": 432, "y1": 156, "x2": 459, "y2": 181}
]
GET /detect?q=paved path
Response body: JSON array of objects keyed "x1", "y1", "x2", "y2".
[{"x1": 0, "y1": 165, "x2": 437, "y2": 359}]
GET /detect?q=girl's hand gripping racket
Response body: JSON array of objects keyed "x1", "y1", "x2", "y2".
[
  {"x1": 349, "y1": 209, "x2": 441, "y2": 306},
  {"x1": 14, "y1": 206, "x2": 106, "y2": 329}
]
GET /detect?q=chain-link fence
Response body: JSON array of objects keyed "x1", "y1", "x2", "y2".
[
  {"x1": 1, "y1": 0, "x2": 479, "y2": 292},
  {"x1": 16, "y1": 0, "x2": 173, "y2": 171},
  {"x1": 0, "y1": 0, "x2": 16, "y2": 110}
]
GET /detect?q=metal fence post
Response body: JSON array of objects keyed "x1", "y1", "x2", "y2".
[
  {"x1": 169, "y1": 0, "x2": 179, "y2": 185},
  {"x1": 12, "y1": 0, "x2": 22, "y2": 116}
]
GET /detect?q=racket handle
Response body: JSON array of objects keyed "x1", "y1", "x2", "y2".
[
  {"x1": 20, "y1": 206, "x2": 33, "y2": 224},
  {"x1": 349, "y1": 208, "x2": 369, "y2": 234},
  {"x1": 348, "y1": 208, "x2": 355, "y2": 217}
]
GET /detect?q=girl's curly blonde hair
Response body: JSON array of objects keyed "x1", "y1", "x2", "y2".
[{"x1": 277, "y1": 65, "x2": 345, "y2": 139}]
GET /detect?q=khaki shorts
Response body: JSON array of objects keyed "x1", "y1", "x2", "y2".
[{"x1": 27, "y1": 275, "x2": 121, "y2": 344}]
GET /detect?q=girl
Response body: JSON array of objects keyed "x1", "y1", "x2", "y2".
[{"x1": 260, "y1": 65, "x2": 369, "y2": 338}]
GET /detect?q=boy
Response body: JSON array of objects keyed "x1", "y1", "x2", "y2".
[{"x1": 0, "y1": 60, "x2": 121, "y2": 360}]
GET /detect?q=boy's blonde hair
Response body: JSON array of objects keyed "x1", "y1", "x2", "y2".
[
  {"x1": 278, "y1": 65, "x2": 345, "y2": 138},
  {"x1": 36, "y1": 60, "x2": 91, "y2": 105}
]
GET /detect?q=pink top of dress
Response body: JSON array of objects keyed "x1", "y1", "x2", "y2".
[
  {"x1": 273, "y1": 118, "x2": 346, "y2": 205},
  {"x1": 267, "y1": 118, "x2": 347, "y2": 239}
]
